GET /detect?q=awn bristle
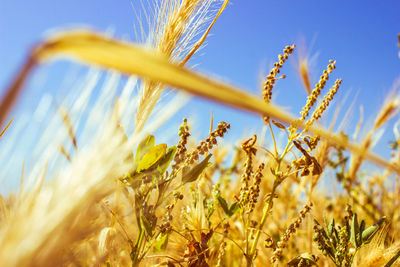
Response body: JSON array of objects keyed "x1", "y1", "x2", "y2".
[
  {"x1": 0, "y1": 68, "x2": 185, "y2": 266},
  {"x1": 294, "y1": 40, "x2": 317, "y2": 95},
  {"x1": 0, "y1": 120, "x2": 131, "y2": 266},
  {"x1": 298, "y1": 59, "x2": 312, "y2": 95},
  {"x1": 2, "y1": 1, "x2": 400, "y2": 267},
  {"x1": 349, "y1": 91, "x2": 400, "y2": 180},
  {"x1": 134, "y1": 0, "x2": 229, "y2": 134},
  {"x1": 374, "y1": 95, "x2": 400, "y2": 130}
]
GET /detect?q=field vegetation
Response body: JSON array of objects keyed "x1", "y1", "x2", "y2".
[{"x1": 0, "y1": 1, "x2": 400, "y2": 266}]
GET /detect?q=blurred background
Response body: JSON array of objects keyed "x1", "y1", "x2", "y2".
[{"x1": 0, "y1": 0, "x2": 399, "y2": 191}]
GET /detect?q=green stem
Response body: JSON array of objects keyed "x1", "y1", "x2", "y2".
[
  {"x1": 132, "y1": 228, "x2": 145, "y2": 266},
  {"x1": 268, "y1": 121, "x2": 278, "y2": 157},
  {"x1": 241, "y1": 210, "x2": 249, "y2": 253},
  {"x1": 246, "y1": 181, "x2": 278, "y2": 267},
  {"x1": 246, "y1": 136, "x2": 294, "y2": 266},
  {"x1": 279, "y1": 139, "x2": 292, "y2": 162}
]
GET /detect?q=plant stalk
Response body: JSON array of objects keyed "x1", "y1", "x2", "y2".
[{"x1": 247, "y1": 180, "x2": 278, "y2": 267}]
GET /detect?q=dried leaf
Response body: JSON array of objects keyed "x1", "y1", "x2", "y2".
[
  {"x1": 288, "y1": 252, "x2": 318, "y2": 266},
  {"x1": 271, "y1": 119, "x2": 286, "y2": 130}
]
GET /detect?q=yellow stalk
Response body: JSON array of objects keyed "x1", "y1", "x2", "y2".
[{"x1": 2, "y1": 30, "x2": 399, "y2": 173}]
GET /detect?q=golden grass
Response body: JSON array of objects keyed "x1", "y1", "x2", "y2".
[
  {"x1": 1, "y1": 1, "x2": 400, "y2": 267},
  {"x1": 3, "y1": 28, "x2": 399, "y2": 173},
  {"x1": 134, "y1": 0, "x2": 229, "y2": 133}
]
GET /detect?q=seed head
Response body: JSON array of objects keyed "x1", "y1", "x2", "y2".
[
  {"x1": 263, "y1": 44, "x2": 295, "y2": 123},
  {"x1": 300, "y1": 60, "x2": 336, "y2": 121}
]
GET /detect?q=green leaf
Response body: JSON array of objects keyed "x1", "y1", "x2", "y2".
[
  {"x1": 181, "y1": 154, "x2": 212, "y2": 184},
  {"x1": 217, "y1": 195, "x2": 229, "y2": 215},
  {"x1": 141, "y1": 214, "x2": 156, "y2": 237},
  {"x1": 362, "y1": 216, "x2": 386, "y2": 245},
  {"x1": 327, "y1": 218, "x2": 335, "y2": 237},
  {"x1": 205, "y1": 198, "x2": 215, "y2": 219},
  {"x1": 333, "y1": 227, "x2": 339, "y2": 244},
  {"x1": 137, "y1": 144, "x2": 167, "y2": 172},
  {"x1": 229, "y1": 201, "x2": 240, "y2": 216},
  {"x1": 327, "y1": 218, "x2": 337, "y2": 247},
  {"x1": 217, "y1": 196, "x2": 238, "y2": 217},
  {"x1": 350, "y1": 213, "x2": 360, "y2": 248},
  {"x1": 316, "y1": 219, "x2": 330, "y2": 241},
  {"x1": 128, "y1": 145, "x2": 175, "y2": 184},
  {"x1": 135, "y1": 135, "x2": 155, "y2": 164},
  {"x1": 156, "y1": 146, "x2": 177, "y2": 174},
  {"x1": 153, "y1": 233, "x2": 169, "y2": 252},
  {"x1": 359, "y1": 220, "x2": 366, "y2": 246}
]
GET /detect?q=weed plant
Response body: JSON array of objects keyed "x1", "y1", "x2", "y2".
[{"x1": 0, "y1": 1, "x2": 400, "y2": 266}]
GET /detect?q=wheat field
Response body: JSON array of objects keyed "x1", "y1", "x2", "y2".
[{"x1": 0, "y1": 1, "x2": 400, "y2": 266}]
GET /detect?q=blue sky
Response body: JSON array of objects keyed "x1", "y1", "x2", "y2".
[
  {"x1": 1, "y1": 0, "x2": 399, "y2": 121},
  {"x1": 1, "y1": 1, "x2": 399, "y2": 115},
  {"x1": 0, "y1": 0, "x2": 399, "y2": 183}
]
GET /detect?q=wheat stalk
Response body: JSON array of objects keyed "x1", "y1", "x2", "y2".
[{"x1": 2, "y1": 30, "x2": 399, "y2": 173}]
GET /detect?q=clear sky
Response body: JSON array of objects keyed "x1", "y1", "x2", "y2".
[
  {"x1": 1, "y1": 0, "x2": 400, "y2": 118},
  {"x1": 0, "y1": 0, "x2": 399, "y2": 191},
  {"x1": 1, "y1": 0, "x2": 399, "y2": 122}
]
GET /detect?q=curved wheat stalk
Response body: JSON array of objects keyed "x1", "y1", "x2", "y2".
[{"x1": 2, "y1": 29, "x2": 399, "y2": 173}]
